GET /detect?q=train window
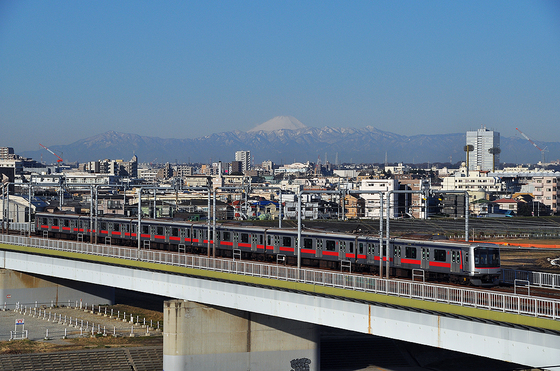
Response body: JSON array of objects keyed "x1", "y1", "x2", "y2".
[
  {"x1": 434, "y1": 249, "x2": 446, "y2": 262},
  {"x1": 359, "y1": 243, "x2": 364, "y2": 254},
  {"x1": 326, "y1": 240, "x2": 336, "y2": 251},
  {"x1": 341, "y1": 242, "x2": 345, "y2": 252},
  {"x1": 186, "y1": 229, "x2": 190, "y2": 238},
  {"x1": 64, "y1": 219, "x2": 70, "y2": 227},
  {"x1": 474, "y1": 247, "x2": 500, "y2": 267},
  {"x1": 142, "y1": 225, "x2": 149, "y2": 234},
  {"x1": 157, "y1": 227, "x2": 164, "y2": 235},
  {"x1": 317, "y1": 240, "x2": 323, "y2": 250},
  {"x1": 172, "y1": 228, "x2": 179, "y2": 237},
  {"x1": 100, "y1": 222, "x2": 107, "y2": 230},
  {"x1": 267, "y1": 235, "x2": 271, "y2": 245},
  {"x1": 282, "y1": 236, "x2": 291, "y2": 246},
  {"x1": 349, "y1": 242, "x2": 354, "y2": 253},
  {"x1": 394, "y1": 246, "x2": 401, "y2": 257},
  {"x1": 405, "y1": 246, "x2": 416, "y2": 259},
  {"x1": 304, "y1": 238, "x2": 313, "y2": 249},
  {"x1": 223, "y1": 232, "x2": 231, "y2": 241},
  {"x1": 241, "y1": 233, "x2": 249, "y2": 243},
  {"x1": 382, "y1": 246, "x2": 386, "y2": 256},
  {"x1": 114, "y1": 223, "x2": 120, "y2": 232},
  {"x1": 259, "y1": 235, "x2": 263, "y2": 244},
  {"x1": 42, "y1": 218, "x2": 48, "y2": 225},
  {"x1": 53, "y1": 219, "x2": 59, "y2": 227},
  {"x1": 123, "y1": 224, "x2": 129, "y2": 232}
]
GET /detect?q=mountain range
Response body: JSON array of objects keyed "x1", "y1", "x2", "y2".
[{"x1": 20, "y1": 117, "x2": 560, "y2": 165}]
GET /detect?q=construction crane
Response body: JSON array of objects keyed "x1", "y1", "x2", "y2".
[
  {"x1": 515, "y1": 128, "x2": 548, "y2": 164},
  {"x1": 39, "y1": 143, "x2": 63, "y2": 163}
]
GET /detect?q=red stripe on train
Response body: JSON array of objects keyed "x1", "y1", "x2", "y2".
[
  {"x1": 374, "y1": 256, "x2": 393, "y2": 262},
  {"x1": 221, "y1": 241, "x2": 233, "y2": 246},
  {"x1": 429, "y1": 261, "x2": 451, "y2": 268},
  {"x1": 322, "y1": 251, "x2": 338, "y2": 257},
  {"x1": 401, "y1": 258, "x2": 421, "y2": 265},
  {"x1": 279, "y1": 246, "x2": 294, "y2": 252},
  {"x1": 302, "y1": 249, "x2": 316, "y2": 254}
]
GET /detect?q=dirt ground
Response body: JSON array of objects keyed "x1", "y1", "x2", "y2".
[{"x1": 486, "y1": 238, "x2": 560, "y2": 273}]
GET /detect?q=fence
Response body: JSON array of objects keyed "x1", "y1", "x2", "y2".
[
  {"x1": 1, "y1": 234, "x2": 559, "y2": 322},
  {"x1": 502, "y1": 269, "x2": 560, "y2": 290}
]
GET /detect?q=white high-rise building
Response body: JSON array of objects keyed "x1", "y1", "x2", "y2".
[
  {"x1": 466, "y1": 128, "x2": 500, "y2": 171},
  {"x1": 235, "y1": 151, "x2": 251, "y2": 172}
]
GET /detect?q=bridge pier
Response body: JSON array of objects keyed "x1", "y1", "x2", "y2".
[
  {"x1": 164, "y1": 300, "x2": 320, "y2": 371},
  {"x1": 0, "y1": 268, "x2": 114, "y2": 308}
]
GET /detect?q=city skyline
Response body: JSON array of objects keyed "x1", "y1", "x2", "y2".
[{"x1": 1, "y1": 1, "x2": 559, "y2": 152}]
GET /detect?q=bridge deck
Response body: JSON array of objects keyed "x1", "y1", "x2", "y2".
[{"x1": 1, "y1": 235, "x2": 559, "y2": 332}]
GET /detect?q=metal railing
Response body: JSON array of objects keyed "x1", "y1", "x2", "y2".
[
  {"x1": 1, "y1": 234, "x2": 559, "y2": 321},
  {"x1": 502, "y1": 269, "x2": 560, "y2": 290},
  {"x1": 1, "y1": 222, "x2": 35, "y2": 233}
]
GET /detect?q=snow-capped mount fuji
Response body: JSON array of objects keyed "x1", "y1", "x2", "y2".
[{"x1": 248, "y1": 116, "x2": 307, "y2": 132}]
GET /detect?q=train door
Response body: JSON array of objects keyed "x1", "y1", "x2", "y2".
[
  {"x1": 366, "y1": 241, "x2": 376, "y2": 264},
  {"x1": 316, "y1": 238, "x2": 323, "y2": 257},
  {"x1": 393, "y1": 244, "x2": 401, "y2": 267},
  {"x1": 251, "y1": 233, "x2": 259, "y2": 252},
  {"x1": 233, "y1": 231, "x2": 239, "y2": 249},
  {"x1": 339, "y1": 240, "x2": 346, "y2": 260},
  {"x1": 450, "y1": 250, "x2": 461, "y2": 273},
  {"x1": 421, "y1": 247, "x2": 430, "y2": 269}
]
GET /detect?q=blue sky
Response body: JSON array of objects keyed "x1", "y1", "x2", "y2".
[{"x1": 1, "y1": 0, "x2": 559, "y2": 153}]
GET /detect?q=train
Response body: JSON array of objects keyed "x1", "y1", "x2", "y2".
[{"x1": 34, "y1": 212, "x2": 501, "y2": 285}]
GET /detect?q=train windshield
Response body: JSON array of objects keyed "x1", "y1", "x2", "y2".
[{"x1": 474, "y1": 247, "x2": 500, "y2": 268}]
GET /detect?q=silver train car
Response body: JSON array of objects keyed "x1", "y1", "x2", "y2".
[{"x1": 35, "y1": 212, "x2": 501, "y2": 285}]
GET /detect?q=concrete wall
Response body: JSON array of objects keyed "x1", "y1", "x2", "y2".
[
  {"x1": 164, "y1": 300, "x2": 319, "y2": 371},
  {"x1": 0, "y1": 269, "x2": 114, "y2": 308}
]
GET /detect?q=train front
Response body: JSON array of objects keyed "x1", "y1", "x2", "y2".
[{"x1": 468, "y1": 244, "x2": 501, "y2": 286}]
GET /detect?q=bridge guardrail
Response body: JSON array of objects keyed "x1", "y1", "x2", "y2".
[{"x1": 1, "y1": 234, "x2": 559, "y2": 321}]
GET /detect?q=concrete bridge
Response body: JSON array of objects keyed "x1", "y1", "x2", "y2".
[{"x1": 1, "y1": 235, "x2": 559, "y2": 370}]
